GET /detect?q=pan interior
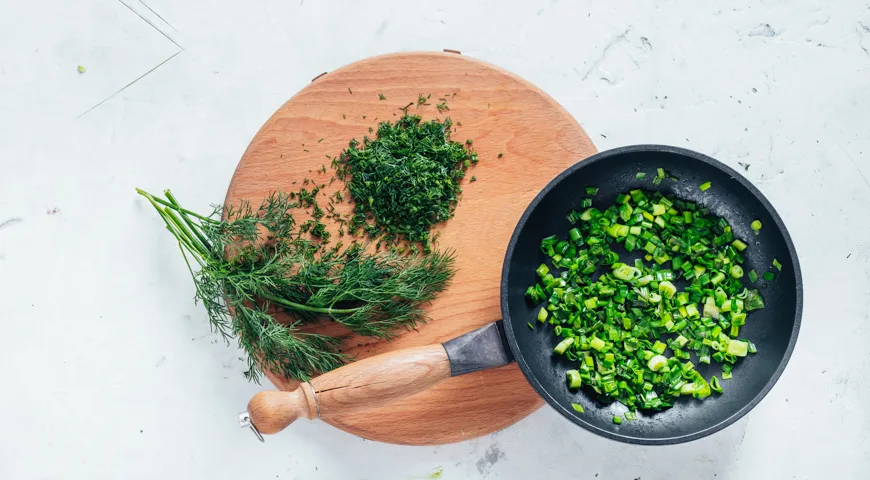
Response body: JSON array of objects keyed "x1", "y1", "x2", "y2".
[{"x1": 501, "y1": 145, "x2": 801, "y2": 444}]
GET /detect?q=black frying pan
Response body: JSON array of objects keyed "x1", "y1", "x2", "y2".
[{"x1": 243, "y1": 145, "x2": 802, "y2": 445}]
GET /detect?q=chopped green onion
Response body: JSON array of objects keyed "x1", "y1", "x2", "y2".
[
  {"x1": 571, "y1": 402, "x2": 585, "y2": 413},
  {"x1": 566, "y1": 369, "x2": 582, "y2": 388},
  {"x1": 726, "y1": 340, "x2": 749, "y2": 357},
  {"x1": 525, "y1": 186, "x2": 764, "y2": 414},
  {"x1": 648, "y1": 355, "x2": 668, "y2": 371},
  {"x1": 613, "y1": 264, "x2": 640, "y2": 281},
  {"x1": 703, "y1": 303, "x2": 720, "y2": 319},
  {"x1": 555, "y1": 337, "x2": 574, "y2": 355},
  {"x1": 612, "y1": 415, "x2": 623, "y2": 425},
  {"x1": 635, "y1": 172, "x2": 647, "y2": 179},
  {"x1": 709, "y1": 376, "x2": 723, "y2": 393},
  {"x1": 569, "y1": 228, "x2": 582, "y2": 243},
  {"x1": 731, "y1": 239, "x2": 748, "y2": 251},
  {"x1": 589, "y1": 336, "x2": 606, "y2": 351},
  {"x1": 658, "y1": 281, "x2": 677, "y2": 299},
  {"x1": 748, "y1": 270, "x2": 758, "y2": 283},
  {"x1": 584, "y1": 297, "x2": 598, "y2": 310},
  {"x1": 527, "y1": 322, "x2": 534, "y2": 330},
  {"x1": 751, "y1": 220, "x2": 762, "y2": 233},
  {"x1": 586, "y1": 187, "x2": 599, "y2": 195},
  {"x1": 772, "y1": 258, "x2": 782, "y2": 271},
  {"x1": 748, "y1": 341, "x2": 758, "y2": 354},
  {"x1": 763, "y1": 271, "x2": 775, "y2": 281},
  {"x1": 699, "y1": 181, "x2": 712, "y2": 191},
  {"x1": 680, "y1": 383, "x2": 697, "y2": 395}
]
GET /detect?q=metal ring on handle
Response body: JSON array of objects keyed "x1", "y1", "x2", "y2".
[{"x1": 238, "y1": 411, "x2": 265, "y2": 443}]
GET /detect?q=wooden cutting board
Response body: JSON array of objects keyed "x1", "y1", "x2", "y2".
[{"x1": 226, "y1": 51, "x2": 597, "y2": 445}]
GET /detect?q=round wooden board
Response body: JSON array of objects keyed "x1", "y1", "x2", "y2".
[{"x1": 226, "y1": 52, "x2": 597, "y2": 445}]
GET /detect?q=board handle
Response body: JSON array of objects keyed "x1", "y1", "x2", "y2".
[{"x1": 246, "y1": 344, "x2": 451, "y2": 435}]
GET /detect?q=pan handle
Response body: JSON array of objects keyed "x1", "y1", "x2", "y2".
[{"x1": 246, "y1": 344, "x2": 451, "y2": 435}]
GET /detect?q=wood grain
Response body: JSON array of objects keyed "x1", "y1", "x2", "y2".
[
  {"x1": 312, "y1": 344, "x2": 451, "y2": 417},
  {"x1": 227, "y1": 52, "x2": 597, "y2": 445},
  {"x1": 248, "y1": 344, "x2": 451, "y2": 434},
  {"x1": 248, "y1": 386, "x2": 317, "y2": 434}
]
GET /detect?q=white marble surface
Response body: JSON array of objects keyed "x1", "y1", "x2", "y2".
[{"x1": 1, "y1": 1, "x2": 869, "y2": 478}]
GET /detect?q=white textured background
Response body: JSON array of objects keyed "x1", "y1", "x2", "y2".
[{"x1": 1, "y1": 1, "x2": 869, "y2": 479}]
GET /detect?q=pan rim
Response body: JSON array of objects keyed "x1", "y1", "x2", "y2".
[{"x1": 500, "y1": 144, "x2": 803, "y2": 445}]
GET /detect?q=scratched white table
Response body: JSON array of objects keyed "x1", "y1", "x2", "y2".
[{"x1": 1, "y1": 1, "x2": 868, "y2": 479}]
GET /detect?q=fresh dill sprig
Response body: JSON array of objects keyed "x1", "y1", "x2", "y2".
[{"x1": 137, "y1": 188, "x2": 455, "y2": 383}]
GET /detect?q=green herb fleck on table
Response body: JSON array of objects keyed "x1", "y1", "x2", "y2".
[
  {"x1": 378, "y1": 93, "x2": 386, "y2": 100},
  {"x1": 77, "y1": 65, "x2": 86, "y2": 74}
]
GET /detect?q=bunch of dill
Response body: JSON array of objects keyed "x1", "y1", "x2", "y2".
[
  {"x1": 137, "y1": 189, "x2": 455, "y2": 382},
  {"x1": 334, "y1": 114, "x2": 477, "y2": 250}
]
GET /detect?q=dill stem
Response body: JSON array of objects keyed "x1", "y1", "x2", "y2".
[
  {"x1": 259, "y1": 293, "x2": 360, "y2": 315},
  {"x1": 142, "y1": 193, "x2": 205, "y2": 259},
  {"x1": 162, "y1": 207, "x2": 210, "y2": 257},
  {"x1": 164, "y1": 190, "x2": 213, "y2": 252},
  {"x1": 136, "y1": 188, "x2": 219, "y2": 224}
]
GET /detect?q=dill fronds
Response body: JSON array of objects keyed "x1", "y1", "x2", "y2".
[{"x1": 137, "y1": 188, "x2": 455, "y2": 383}]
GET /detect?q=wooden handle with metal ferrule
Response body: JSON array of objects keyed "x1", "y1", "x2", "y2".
[{"x1": 247, "y1": 344, "x2": 451, "y2": 434}]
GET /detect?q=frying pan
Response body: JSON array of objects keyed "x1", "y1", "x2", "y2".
[{"x1": 240, "y1": 145, "x2": 802, "y2": 445}]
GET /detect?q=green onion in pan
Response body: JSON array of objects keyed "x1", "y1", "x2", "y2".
[
  {"x1": 751, "y1": 220, "x2": 762, "y2": 234},
  {"x1": 525, "y1": 187, "x2": 763, "y2": 416},
  {"x1": 636, "y1": 172, "x2": 647, "y2": 179},
  {"x1": 699, "y1": 181, "x2": 712, "y2": 191}
]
